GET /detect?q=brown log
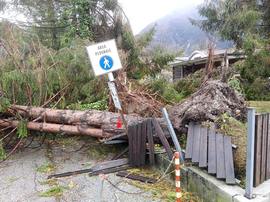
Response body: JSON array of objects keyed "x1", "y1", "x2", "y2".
[
  {"x1": 6, "y1": 106, "x2": 170, "y2": 138},
  {"x1": 0, "y1": 119, "x2": 112, "y2": 138},
  {"x1": 9, "y1": 105, "x2": 145, "y2": 128}
]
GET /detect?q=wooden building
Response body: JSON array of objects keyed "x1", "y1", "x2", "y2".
[{"x1": 170, "y1": 49, "x2": 245, "y2": 81}]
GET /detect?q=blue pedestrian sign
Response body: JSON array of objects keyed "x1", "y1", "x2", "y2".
[
  {"x1": 86, "y1": 39, "x2": 123, "y2": 76},
  {"x1": 99, "y1": 55, "x2": 113, "y2": 70}
]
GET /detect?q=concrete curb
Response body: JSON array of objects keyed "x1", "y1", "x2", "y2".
[{"x1": 156, "y1": 154, "x2": 270, "y2": 202}]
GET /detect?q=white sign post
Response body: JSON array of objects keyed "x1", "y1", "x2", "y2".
[{"x1": 86, "y1": 39, "x2": 124, "y2": 114}]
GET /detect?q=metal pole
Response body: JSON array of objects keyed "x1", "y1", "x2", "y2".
[
  {"x1": 175, "y1": 152, "x2": 181, "y2": 202},
  {"x1": 245, "y1": 107, "x2": 256, "y2": 199},
  {"x1": 107, "y1": 73, "x2": 128, "y2": 131},
  {"x1": 162, "y1": 108, "x2": 184, "y2": 162}
]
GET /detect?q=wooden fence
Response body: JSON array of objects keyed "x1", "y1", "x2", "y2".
[
  {"x1": 253, "y1": 113, "x2": 270, "y2": 187},
  {"x1": 185, "y1": 123, "x2": 236, "y2": 184}
]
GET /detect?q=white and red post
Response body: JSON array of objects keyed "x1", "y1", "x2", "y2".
[{"x1": 175, "y1": 152, "x2": 181, "y2": 202}]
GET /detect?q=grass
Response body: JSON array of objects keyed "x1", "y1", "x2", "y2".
[
  {"x1": 39, "y1": 185, "x2": 66, "y2": 197},
  {"x1": 86, "y1": 142, "x2": 126, "y2": 160},
  {"x1": 125, "y1": 167, "x2": 201, "y2": 202},
  {"x1": 36, "y1": 163, "x2": 56, "y2": 174},
  {"x1": 39, "y1": 179, "x2": 58, "y2": 186},
  {"x1": 55, "y1": 137, "x2": 79, "y2": 147},
  {"x1": 248, "y1": 101, "x2": 270, "y2": 112}
]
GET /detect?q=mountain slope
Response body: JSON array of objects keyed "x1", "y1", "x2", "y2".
[{"x1": 140, "y1": 7, "x2": 233, "y2": 55}]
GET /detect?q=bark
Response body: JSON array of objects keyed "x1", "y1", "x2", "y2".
[
  {"x1": 9, "y1": 105, "x2": 145, "y2": 128},
  {"x1": 168, "y1": 80, "x2": 247, "y2": 132},
  {"x1": 0, "y1": 119, "x2": 111, "y2": 138},
  {"x1": 5, "y1": 105, "x2": 169, "y2": 137}
]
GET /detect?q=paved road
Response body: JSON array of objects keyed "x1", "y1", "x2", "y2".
[{"x1": 0, "y1": 138, "x2": 159, "y2": 202}]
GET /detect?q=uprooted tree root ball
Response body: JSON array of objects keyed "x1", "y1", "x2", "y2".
[{"x1": 168, "y1": 80, "x2": 247, "y2": 133}]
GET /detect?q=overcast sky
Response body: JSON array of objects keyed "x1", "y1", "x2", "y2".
[
  {"x1": 118, "y1": 0, "x2": 204, "y2": 34},
  {"x1": 0, "y1": 0, "x2": 204, "y2": 35}
]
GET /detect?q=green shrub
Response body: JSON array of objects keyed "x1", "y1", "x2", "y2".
[
  {"x1": 145, "y1": 76, "x2": 184, "y2": 103},
  {"x1": 174, "y1": 77, "x2": 201, "y2": 98},
  {"x1": 228, "y1": 76, "x2": 243, "y2": 95},
  {"x1": 234, "y1": 35, "x2": 270, "y2": 101},
  {"x1": 244, "y1": 78, "x2": 270, "y2": 101},
  {"x1": 67, "y1": 99, "x2": 108, "y2": 111},
  {"x1": 0, "y1": 97, "x2": 11, "y2": 112}
]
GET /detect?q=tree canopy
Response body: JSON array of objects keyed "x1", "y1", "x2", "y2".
[
  {"x1": 194, "y1": 0, "x2": 270, "y2": 100},
  {"x1": 1, "y1": 0, "x2": 130, "y2": 49}
]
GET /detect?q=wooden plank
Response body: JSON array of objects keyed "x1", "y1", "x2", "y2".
[
  {"x1": 199, "y1": 127, "x2": 208, "y2": 167},
  {"x1": 267, "y1": 114, "x2": 270, "y2": 180},
  {"x1": 152, "y1": 118, "x2": 173, "y2": 159},
  {"x1": 140, "y1": 121, "x2": 147, "y2": 166},
  {"x1": 224, "y1": 136, "x2": 236, "y2": 184},
  {"x1": 116, "y1": 171, "x2": 157, "y2": 184},
  {"x1": 192, "y1": 124, "x2": 201, "y2": 163},
  {"x1": 91, "y1": 158, "x2": 129, "y2": 171},
  {"x1": 128, "y1": 125, "x2": 135, "y2": 166},
  {"x1": 147, "y1": 119, "x2": 155, "y2": 165},
  {"x1": 216, "y1": 133, "x2": 226, "y2": 179},
  {"x1": 48, "y1": 159, "x2": 129, "y2": 179},
  {"x1": 254, "y1": 114, "x2": 263, "y2": 187},
  {"x1": 185, "y1": 122, "x2": 194, "y2": 159},
  {"x1": 104, "y1": 140, "x2": 127, "y2": 144},
  {"x1": 88, "y1": 165, "x2": 129, "y2": 177},
  {"x1": 260, "y1": 114, "x2": 268, "y2": 183},
  {"x1": 100, "y1": 133, "x2": 127, "y2": 143},
  {"x1": 208, "y1": 129, "x2": 216, "y2": 174},
  {"x1": 135, "y1": 123, "x2": 142, "y2": 166}
]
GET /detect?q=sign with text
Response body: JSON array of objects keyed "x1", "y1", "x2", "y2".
[{"x1": 86, "y1": 39, "x2": 122, "y2": 76}]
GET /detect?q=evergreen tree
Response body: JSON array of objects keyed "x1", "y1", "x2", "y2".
[
  {"x1": 2, "y1": 0, "x2": 130, "y2": 49},
  {"x1": 194, "y1": 0, "x2": 270, "y2": 100},
  {"x1": 192, "y1": 0, "x2": 261, "y2": 48}
]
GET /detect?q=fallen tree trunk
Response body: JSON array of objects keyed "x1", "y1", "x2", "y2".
[
  {"x1": 2, "y1": 105, "x2": 172, "y2": 140},
  {"x1": 0, "y1": 119, "x2": 112, "y2": 138},
  {"x1": 8, "y1": 105, "x2": 145, "y2": 128}
]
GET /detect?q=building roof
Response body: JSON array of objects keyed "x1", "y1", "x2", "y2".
[{"x1": 170, "y1": 49, "x2": 245, "y2": 67}]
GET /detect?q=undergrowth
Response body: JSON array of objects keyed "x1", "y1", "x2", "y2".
[
  {"x1": 143, "y1": 76, "x2": 184, "y2": 103},
  {"x1": 126, "y1": 167, "x2": 201, "y2": 202},
  {"x1": 67, "y1": 99, "x2": 108, "y2": 111}
]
